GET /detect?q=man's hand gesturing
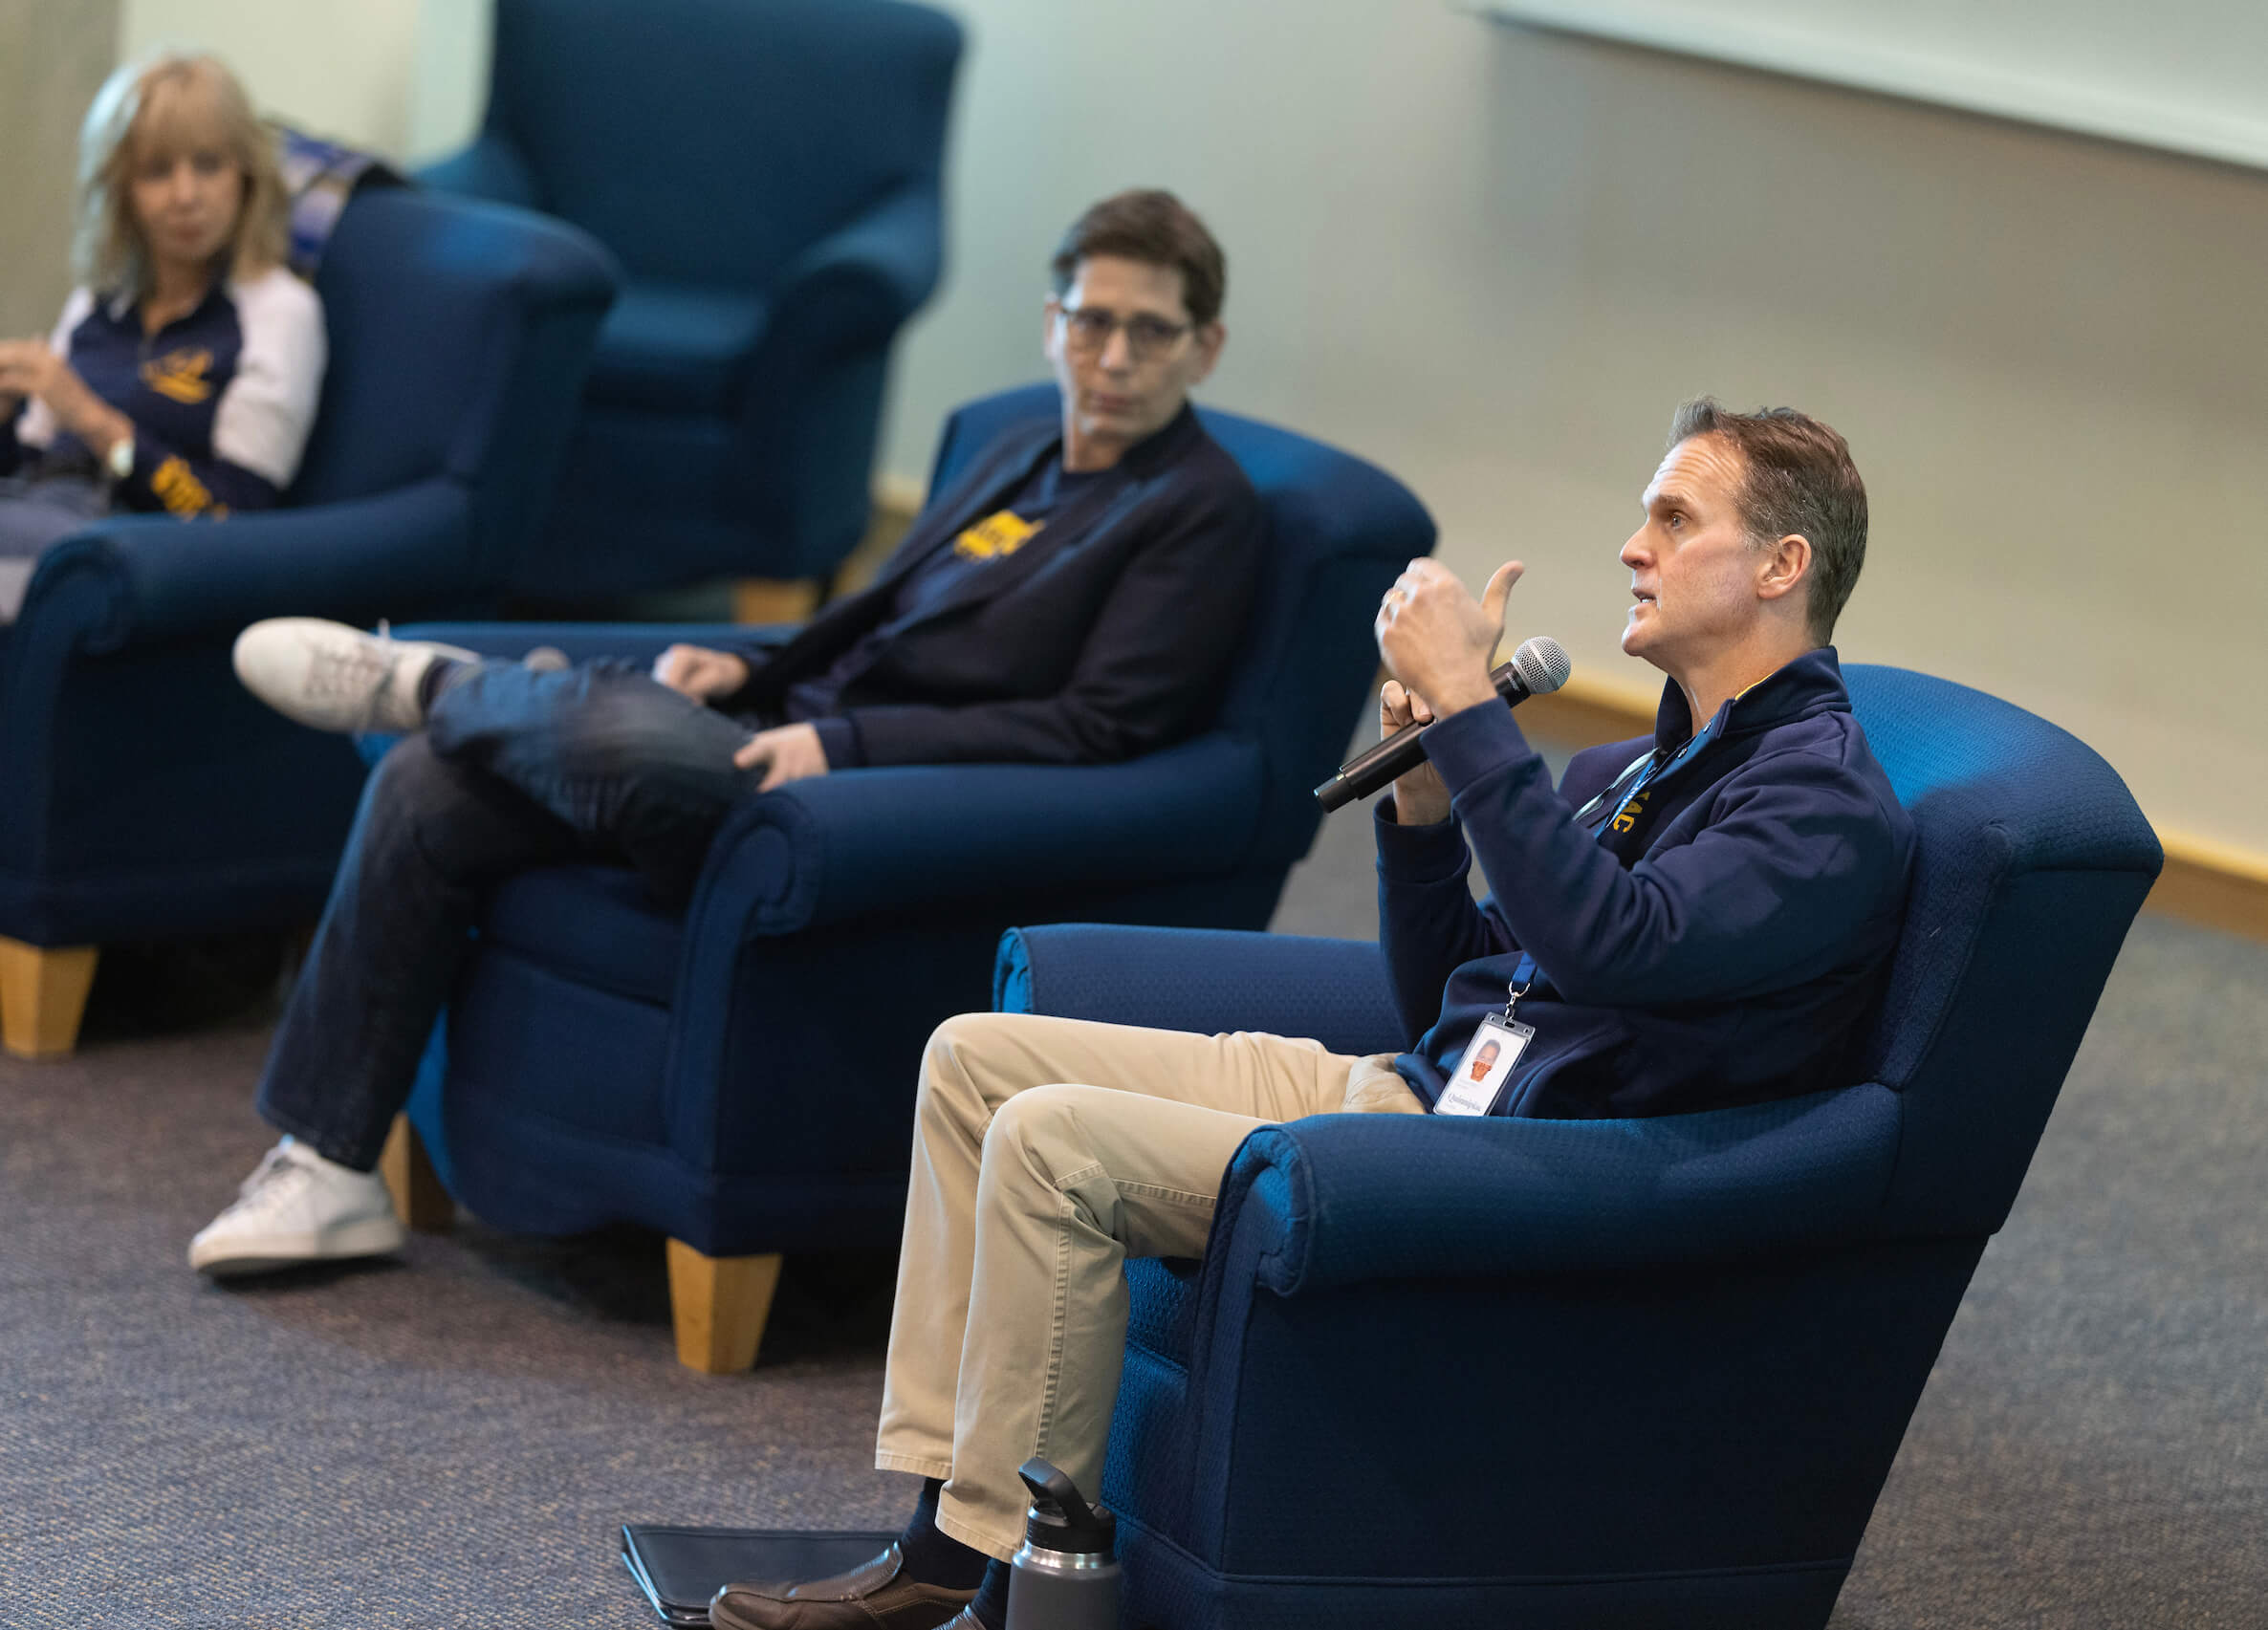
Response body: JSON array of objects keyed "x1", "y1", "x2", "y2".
[
  {"x1": 1371, "y1": 559, "x2": 1523, "y2": 824},
  {"x1": 1374, "y1": 557, "x2": 1525, "y2": 716},
  {"x1": 1375, "y1": 558, "x2": 1524, "y2": 711}
]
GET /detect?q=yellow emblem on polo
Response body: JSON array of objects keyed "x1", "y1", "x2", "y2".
[
  {"x1": 150, "y1": 454, "x2": 217, "y2": 516},
  {"x1": 953, "y1": 510, "x2": 1042, "y2": 560},
  {"x1": 142, "y1": 347, "x2": 216, "y2": 404}
]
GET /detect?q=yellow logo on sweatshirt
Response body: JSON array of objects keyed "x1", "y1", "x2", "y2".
[
  {"x1": 953, "y1": 510, "x2": 1041, "y2": 560},
  {"x1": 142, "y1": 347, "x2": 215, "y2": 404},
  {"x1": 150, "y1": 454, "x2": 219, "y2": 516}
]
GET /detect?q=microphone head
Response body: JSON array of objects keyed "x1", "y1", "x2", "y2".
[{"x1": 1511, "y1": 635, "x2": 1571, "y2": 695}]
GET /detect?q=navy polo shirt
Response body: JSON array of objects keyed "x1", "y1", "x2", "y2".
[{"x1": 3, "y1": 268, "x2": 324, "y2": 516}]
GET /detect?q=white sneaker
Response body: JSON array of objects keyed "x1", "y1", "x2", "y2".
[
  {"x1": 189, "y1": 1137, "x2": 407, "y2": 1276},
  {"x1": 231, "y1": 618, "x2": 479, "y2": 734}
]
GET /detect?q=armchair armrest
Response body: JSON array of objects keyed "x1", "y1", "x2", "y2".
[
  {"x1": 389, "y1": 619, "x2": 796, "y2": 669},
  {"x1": 994, "y1": 924, "x2": 1407, "y2": 1058},
  {"x1": 1205, "y1": 1083, "x2": 1903, "y2": 1306},
  {"x1": 761, "y1": 184, "x2": 944, "y2": 359},
  {"x1": 18, "y1": 479, "x2": 473, "y2": 655},
  {"x1": 721, "y1": 184, "x2": 947, "y2": 576},
  {"x1": 414, "y1": 133, "x2": 540, "y2": 210},
  {"x1": 685, "y1": 733, "x2": 1266, "y2": 938}
]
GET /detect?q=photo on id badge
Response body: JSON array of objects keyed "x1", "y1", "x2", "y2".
[{"x1": 1438, "y1": 1017, "x2": 1530, "y2": 1116}]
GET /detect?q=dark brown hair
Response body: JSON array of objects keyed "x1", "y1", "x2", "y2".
[
  {"x1": 1668, "y1": 398, "x2": 1868, "y2": 641},
  {"x1": 1051, "y1": 188, "x2": 1226, "y2": 327}
]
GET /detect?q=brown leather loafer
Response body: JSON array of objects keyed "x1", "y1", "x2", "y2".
[{"x1": 709, "y1": 1542, "x2": 978, "y2": 1630}]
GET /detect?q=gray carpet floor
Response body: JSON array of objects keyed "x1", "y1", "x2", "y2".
[{"x1": 3, "y1": 766, "x2": 2264, "y2": 1626}]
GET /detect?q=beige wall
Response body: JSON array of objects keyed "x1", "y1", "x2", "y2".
[
  {"x1": 0, "y1": 0, "x2": 120, "y2": 337},
  {"x1": 877, "y1": 0, "x2": 2268, "y2": 858},
  {"x1": 14, "y1": 0, "x2": 2263, "y2": 856},
  {"x1": 4, "y1": 0, "x2": 482, "y2": 341},
  {"x1": 118, "y1": 0, "x2": 486, "y2": 163}
]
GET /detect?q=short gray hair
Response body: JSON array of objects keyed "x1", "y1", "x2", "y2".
[{"x1": 1668, "y1": 398, "x2": 1868, "y2": 641}]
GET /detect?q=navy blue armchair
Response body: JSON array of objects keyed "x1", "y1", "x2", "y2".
[
  {"x1": 379, "y1": 384, "x2": 1433, "y2": 1370},
  {"x1": 0, "y1": 189, "x2": 616, "y2": 1059},
  {"x1": 992, "y1": 664, "x2": 2164, "y2": 1630},
  {"x1": 419, "y1": 0, "x2": 963, "y2": 599}
]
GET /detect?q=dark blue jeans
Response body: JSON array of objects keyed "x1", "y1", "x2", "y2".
[{"x1": 256, "y1": 659, "x2": 766, "y2": 1169}]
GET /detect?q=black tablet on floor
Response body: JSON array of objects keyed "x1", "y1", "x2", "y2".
[{"x1": 619, "y1": 1525, "x2": 899, "y2": 1627}]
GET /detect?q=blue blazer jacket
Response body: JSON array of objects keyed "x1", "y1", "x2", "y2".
[{"x1": 723, "y1": 402, "x2": 1262, "y2": 769}]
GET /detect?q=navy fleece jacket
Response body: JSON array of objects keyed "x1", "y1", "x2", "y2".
[{"x1": 1378, "y1": 646, "x2": 1913, "y2": 1118}]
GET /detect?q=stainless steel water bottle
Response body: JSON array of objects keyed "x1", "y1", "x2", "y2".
[{"x1": 1004, "y1": 1457, "x2": 1120, "y2": 1630}]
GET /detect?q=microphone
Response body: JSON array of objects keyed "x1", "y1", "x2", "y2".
[{"x1": 1314, "y1": 636, "x2": 1571, "y2": 813}]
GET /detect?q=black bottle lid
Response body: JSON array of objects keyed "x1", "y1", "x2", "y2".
[{"x1": 1016, "y1": 1458, "x2": 1117, "y2": 1556}]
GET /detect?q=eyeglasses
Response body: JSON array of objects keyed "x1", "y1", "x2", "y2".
[{"x1": 1055, "y1": 302, "x2": 1192, "y2": 362}]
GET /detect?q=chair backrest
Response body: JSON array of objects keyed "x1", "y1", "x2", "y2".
[
  {"x1": 483, "y1": 0, "x2": 961, "y2": 285},
  {"x1": 1843, "y1": 666, "x2": 2161, "y2": 1236},
  {"x1": 293, "y1": 188, "x2": 618, "y2": 582},
  {"x1": 929, "y1": 384, "x2": 1436, "y2": 868}
]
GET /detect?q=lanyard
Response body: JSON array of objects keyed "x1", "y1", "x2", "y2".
[
  {"x1": 1626, "y1": 723, "x2": 1714, "y2": 802},
  {"x1": 1514, "y1": 717, "x2": 1721, "y2": 1016},
  {"x1": 1577, "y1": 717, "x2": 1718, "y2": 833},
  {"x1": 1570, "y1": 748, "x2": 1657, "y2": 828},
  {"x1": 1501, "y1": 952, "x2": 1537, "y2": 1022}
]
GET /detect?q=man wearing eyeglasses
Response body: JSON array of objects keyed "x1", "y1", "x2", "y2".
[{"x1": 192, "y1": 189, "x2": 1263, "y2": 1280}]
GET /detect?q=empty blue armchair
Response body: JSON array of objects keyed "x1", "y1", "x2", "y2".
[
  {"x1": 0, "y1": 188, "x2": 617, "y2": 1058},
  {"x1": 992, "y1": 664, "x2": 2164, "y2": 1630},
  {"x1": 419, "y1": 0, "x2": 963, "y2": 599},
  {"x1": 380, "y1": 384, "x2": 1434, "y2": 1370}
]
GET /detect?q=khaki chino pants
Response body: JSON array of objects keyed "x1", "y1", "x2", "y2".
[{"x1": 874, "y1": 1011, "x2": 1424, "y2": 1558}]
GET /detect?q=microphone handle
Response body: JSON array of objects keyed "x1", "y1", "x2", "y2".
[{"x1": 1314, "y1": 663, "x2": 1535, "y2": 812}]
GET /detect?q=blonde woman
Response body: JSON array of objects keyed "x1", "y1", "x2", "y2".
[{"x1": 0, "y1": 52, "x2": 325, "y2": 617}]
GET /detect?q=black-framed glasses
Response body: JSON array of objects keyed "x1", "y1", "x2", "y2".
[{"x1": 1055, "y1": 301, "x2": 1192, "y2": 361}]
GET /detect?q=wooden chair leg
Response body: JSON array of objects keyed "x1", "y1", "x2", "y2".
[
  {"x1": 666, "y1": 1238, "x2": 783, "y2": 1374},
  {"x1": 731, "y1": 577, "x2": 821, "y2": 625},
  {"x1": 0, "y1": 939, "x2": 99, "y2": 1060},
  {"x1": 379, "y1": 1114, "x2": 454, "y2": 1232}
]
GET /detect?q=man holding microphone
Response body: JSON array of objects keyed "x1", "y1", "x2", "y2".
[{"x1": 713, "y1": 398, "x2": 1914, "y2": 1630}]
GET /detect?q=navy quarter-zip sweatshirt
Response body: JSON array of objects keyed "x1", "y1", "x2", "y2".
[{"x1": 1378, "y1": 646, "x2": 1913, "y2": 1119}]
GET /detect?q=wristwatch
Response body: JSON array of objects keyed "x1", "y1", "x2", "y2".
[{"x1": 106, "y1": 431, "x2": 134, "y2": 483}]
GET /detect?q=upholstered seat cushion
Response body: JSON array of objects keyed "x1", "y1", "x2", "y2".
[
  {"x1": 479, "y1": 863, "x2": 683, "y2": 1007},
  {"x1": 586, "y1": 282, "x2": 770, "y2": 415}
]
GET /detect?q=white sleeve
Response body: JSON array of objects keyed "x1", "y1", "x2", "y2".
[
  {"x1": 14, "y1": 288, "x2": 96, "y2": 451},
  {"x1": 212, "y1": 269, "x2": 328, "y2": 489}
]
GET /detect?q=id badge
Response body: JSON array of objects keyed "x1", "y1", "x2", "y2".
[{"x1": 1433, "y1": 1013, "x2": 1535, "y2": 1116}]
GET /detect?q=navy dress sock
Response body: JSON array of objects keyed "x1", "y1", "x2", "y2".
[
  {"x1": 414, "y1": 654, "x2": 467, "y2": 712},
  {"x1": 967, "y1": 1557, "x2": 1012, "y2": 1630},
  {"x1": 896, "y1": 1477, "x2": 990, "y2": 1592}
]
